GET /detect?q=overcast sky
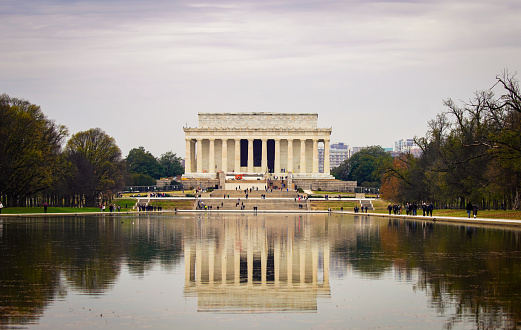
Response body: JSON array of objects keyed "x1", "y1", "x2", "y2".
[{"x1": 2, "y1": 0, "x2": 520, "y2": 157}]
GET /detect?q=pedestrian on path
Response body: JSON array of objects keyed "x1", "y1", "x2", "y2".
[{"x1": 466, "y1": 202, "x2": 473, "y2": 218}]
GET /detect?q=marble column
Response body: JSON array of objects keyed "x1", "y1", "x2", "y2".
[
  {"x1": 234, "y1": 139, "x2": 240, "y2": 172},
  {"x1": 324, "y1": 241, "x2": 330, "y2": 286},
  {"x1": 185, "y1": 139, "x2": 192, "y2": 174},
  {"x1": 247, "y1": 228, "x2": 253, "y2": 286},
  {"x1": 300, "y1": 139, "x2": 306, "y2": 174},
  {"x1": 312, "y1": 139, "x2": 319, "y2": 174},
  {"x1": 221, "y1": 242, "x2": 227, "y2": 285},
  {"x1": 287, "y1": 139, "x2": 293, "y2": 173},
  {"x1": 247, "y1": 138, "x2": 253, "y2": 172},
  {"x1": 196, "y1": 138, "x2": 203, "y2": 174},
  {"x1": 261, "y1": 233, "x2": 267, "y2": 287},
  {"x1": 312, "y1": 242, "x2": 318, "y2": 285},
  {"x1": 299, "y1": 244, "x2": 305, "y2": 286},
  {"x1": 208, "y1": 240, "x2": 215, "y2": 284},
  {"x1": 184, "y1": 244, "x2": 191, "y2": 286},
  {"x1": 209, "y1": 138, "x2": 215, "y2": 173},
  {"x1": 287, "y1": 236, "x2": 293, "y2": 285},
  {"x1": 274, "y1": 139, "x2": 281, "y2": 173},
  {"x1": 261, "y1": 139, "x2": 267, "y2": 172},
  {"x1": 196, "y1": 240, "x2": 202, "y2": 284},
  {"x1": 324, "y1": 139, "x2": 331, "y2": 175},
  {"x1": 234, "y1": 240, "x2": 240, "y2": 285},
  {"x1": 274, "y1": 238, "x2": 280, "y2": 287},
  {"x1": 222, "y1": 139, "x2": 228, "y2": 173}
]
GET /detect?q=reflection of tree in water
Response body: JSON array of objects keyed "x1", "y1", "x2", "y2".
[
  {"x1": 0, "y1": 215, "x2": 184, "y2": 325},
  {"x1": 329, "y1": 217, "x2": 521, "y2": 329},
  {"x1": 330, "y1": 215, "x2": 392, "y2": 278},
  {"x1": 56, "y1": 218, "x2": 123, "y2": 293},
  {"x1": 411, "y1": 225, "x2": 521, "y2": 329},
  {"x1": 123, "y1": 218, "x2": 183, "y2": 275},
  {"x1": 0, "y1": 218, "x2": 63, "y2": 325}
]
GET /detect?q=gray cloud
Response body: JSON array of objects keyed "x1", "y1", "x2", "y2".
[{"x1": 1, "y1": 0, "x2": 520, "y2": 157}]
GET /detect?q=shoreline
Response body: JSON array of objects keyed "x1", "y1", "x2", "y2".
[{"x1": 2, "y1": 209, "x2": 521, "y2": 228}]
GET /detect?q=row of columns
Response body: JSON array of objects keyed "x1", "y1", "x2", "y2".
[
  {"x1": 184, "y1": 239, "x2": 330, "y2": 287},
  {"x1": 185, "y1": 138, "x2": 330, "y2": 175}
]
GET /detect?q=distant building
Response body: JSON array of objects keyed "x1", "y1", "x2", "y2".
[
  {"x1": 394, "y1": 139, "x2": 415, "y2": 153},
  {"x1": 348, "y1": 146, "x2": 364, "y2": 158},
  {"x1": 318, "y1": 142, "x2": 349, "y2": 171},
  {"x1": 394, "y1": 138, "x2": 422, "y2": 157}
]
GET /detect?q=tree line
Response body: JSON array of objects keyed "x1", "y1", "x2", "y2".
[
  {"x1": 331, "y1": 71, "x2": 521, "y2": 210},
  {"x1": 380, "y1": 71, "x2": 521, "y2": 210},
  {"x1": 0, "y1": 94, "x2": 184, "y2": 207}
]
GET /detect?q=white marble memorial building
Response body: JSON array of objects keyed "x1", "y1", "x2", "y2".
[{"x1": 183, "y1": 113, "x2": 333, "y2": 180}]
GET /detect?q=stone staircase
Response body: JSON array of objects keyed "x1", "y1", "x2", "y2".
[
  {"x1": 196, "y1": 189, "x2": 308, "y2": 211},
  {"x1": 195, "y1": 198, "x2": 309, "y2": 211},
  {"x1": 360, "y1": 200, "x2": 374, "y2": 211},
  {"x1": 210, "y1": 189, "x2": 299, "y2": 199}
]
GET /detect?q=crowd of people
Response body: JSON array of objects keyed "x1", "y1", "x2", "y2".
[
  {"x1": 387, "y1": 202, "x2": 435, "y2": 216},
  {"x1": 100, "y1": 204, "x2": 121, "y2": 212},
  {"x1": 137, "y1": 204, "x2": 162, "y2": 212}
]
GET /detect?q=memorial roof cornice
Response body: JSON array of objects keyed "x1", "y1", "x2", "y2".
[
  {"x1": 197, "y1": 112, "x2": 318, "y2": 116},
  {"x1": 183, "y1": 127, "x2": 331, "y2": 132}
]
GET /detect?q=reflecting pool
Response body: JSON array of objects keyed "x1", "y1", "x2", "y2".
[{"x1": 1, "y1": 213, "x2": 521, "y2": 329}]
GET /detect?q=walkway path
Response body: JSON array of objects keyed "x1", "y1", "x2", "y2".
[
  {"x1": 337, "y1": 210, "x2": 521, "y2": 227},
  {"x1": 1, "y1": 208, "x2": 520, "y2": 227}
]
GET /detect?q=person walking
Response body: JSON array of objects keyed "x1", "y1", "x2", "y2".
[
  {"x1": 466, "y1": 202, "x2": 472, "y2": 218},
  {"x1": 472, "y1": 204, "x2": 478, "y2": 218},
  {"x1": 0, "y1": 201, "x2": 3, "y2": 214},
  {"x1": 428, "y1": 202, "x2": 434, "y2": 216}
]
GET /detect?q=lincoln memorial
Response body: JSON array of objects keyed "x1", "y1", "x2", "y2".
[{"x1": 184, "y1": 113, "x2": 333, "y2": 178}]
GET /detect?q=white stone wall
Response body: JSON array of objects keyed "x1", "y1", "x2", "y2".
[{"x1": 199, "y1": 113, "x2": 318, "y2": 130}]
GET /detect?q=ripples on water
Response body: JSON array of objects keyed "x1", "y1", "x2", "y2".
[{"x1": 0, "y1": 214, "x2": 520, "y2": 329}]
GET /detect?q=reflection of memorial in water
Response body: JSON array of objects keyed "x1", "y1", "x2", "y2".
[{"x1": 183, "y1": 215, "x2": 331, "y2": 312}]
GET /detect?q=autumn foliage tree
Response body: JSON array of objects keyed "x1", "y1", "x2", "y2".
[
  {"x1": 380, "y1": 154, "x2": 411, "y2": 203},
  {"x1": 383, "y1": 71, "x2": 521, "y2": 209}
]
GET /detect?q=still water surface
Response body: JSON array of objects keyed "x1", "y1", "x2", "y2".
[{"x1": 1, "y1": 213, "x2": 521, "y2": 329}]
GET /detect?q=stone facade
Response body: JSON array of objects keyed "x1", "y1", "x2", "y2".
[
  {"x1": 183, "y1": 113, "x2": 333, "y2": 180},
  {"x1": 198, "y1": 113, "x2": 318, "y2": 129}
]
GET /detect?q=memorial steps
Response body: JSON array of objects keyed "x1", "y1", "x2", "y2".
[
  {"x1": 194, "y1": 198, "x2": 309, "y2": 211},
  {"x1": 195, "y1": 189, "x2": 309, "y2": 211},
  {"x1": 209, "y1": 189, "x2": 299, "y2": 199}
]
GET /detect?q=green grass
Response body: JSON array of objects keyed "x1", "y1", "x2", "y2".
[
  {"x1": 310, "y1": 201, "x2": 360, "y2": 210},
  {"x1": 121, "y1": 190, "x2": 195, "y2": 198},
  {"x1": 113, "y1": 199, "x2": 135, "y2": 211},
  {"x1": 372, "y1": 204, "x2": 521, "y2": 220},
  {"x1": 148, "y1": 200, "x2": 195, "y2": 210},
  {"x1": 371, "y1": 199, "x2": 388, "y2": 211},
  {"x1": 312, "y1": 191, "x2": 355, "y2": 196},
  {"x1": 0, "y1": 207, "x2": 102, "y2": 214},
  {"x1": 0, "y1": 199, "x2": 137, "y2": 214}
]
